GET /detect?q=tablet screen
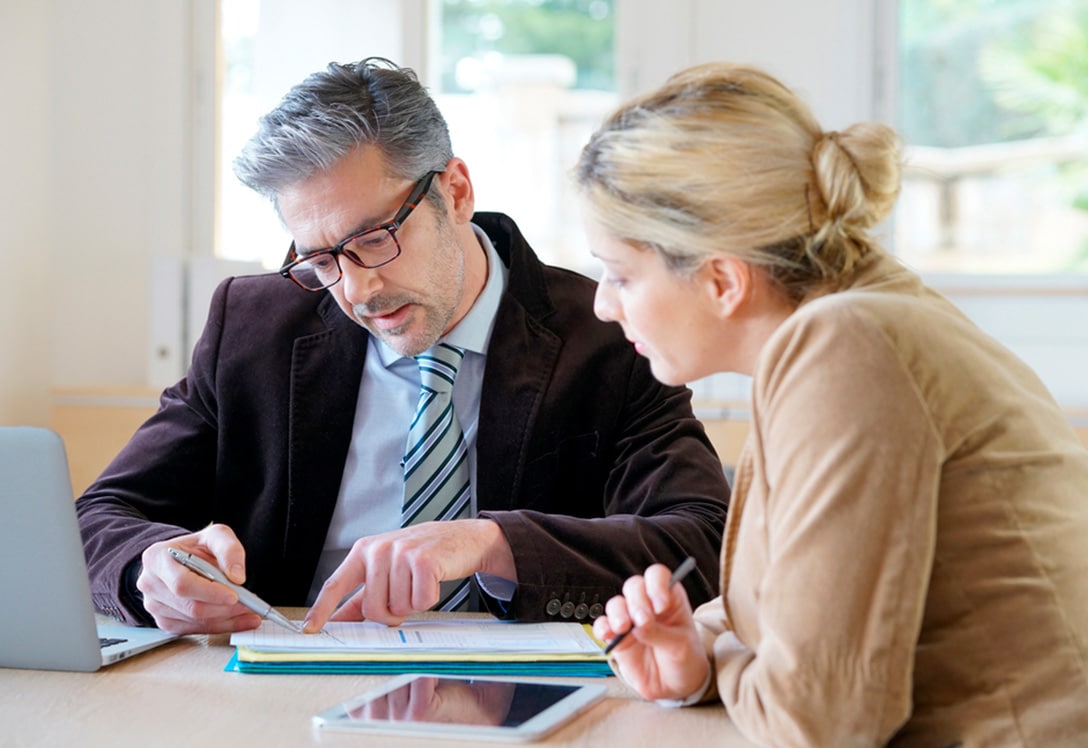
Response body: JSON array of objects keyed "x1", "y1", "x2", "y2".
[{"x1": 313, "y1": 674, "x2": 607, "y2": 741}]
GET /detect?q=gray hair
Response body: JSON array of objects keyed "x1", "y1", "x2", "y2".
[{"x1": 233, "y1": 57, "x2": 453, "y2": 208}]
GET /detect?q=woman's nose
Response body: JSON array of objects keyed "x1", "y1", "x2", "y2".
[{"x1": 593, "y1": 283, "x2": 620, "y2": 323}]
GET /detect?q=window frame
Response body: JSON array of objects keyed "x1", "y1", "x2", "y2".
[{"x1": 875, "y1": 0, "x2": 1088, "y2": 290}]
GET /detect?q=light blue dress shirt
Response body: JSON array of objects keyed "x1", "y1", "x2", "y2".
[{"x1": 307, "y1": 225, "x2": 509, "y2": 603}]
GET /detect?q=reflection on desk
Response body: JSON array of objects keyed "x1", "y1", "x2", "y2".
[{"x1": 0, "y1": 609, "x2": 756, "y2": 747}]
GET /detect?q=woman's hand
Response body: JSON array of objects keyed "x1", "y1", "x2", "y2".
[{"x1": 593, "y1": 563, "x2": 711, "y2": 703}]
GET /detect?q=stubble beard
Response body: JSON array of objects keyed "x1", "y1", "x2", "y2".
[{"x1": 351, "y1": 220, "x2": 466, "y2": 357}]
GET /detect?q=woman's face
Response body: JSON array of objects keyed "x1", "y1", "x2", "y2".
[{"x1": 587, "y1": 220, "x2": 726, "y2": 386}]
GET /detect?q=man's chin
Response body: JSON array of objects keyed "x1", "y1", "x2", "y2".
[{"x1": 363, "y1": 325, "x2": 439, "y2": 358}]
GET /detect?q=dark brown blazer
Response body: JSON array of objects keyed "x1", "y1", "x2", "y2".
[{"x1": 77, "y1": 213, "x2": 730, "y2": 624}]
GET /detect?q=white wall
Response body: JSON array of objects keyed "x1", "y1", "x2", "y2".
[
  {"x1": 619, "y1": 0, "x2": 880, "y2": 127},
  {"x1": 1, "y1": 0, "x2": 1085, "y2": 430},
  {"x1": 0, "y1": 0, "x2": 203, "y2": 427},
  {"x1": 1, "y1": 2, "x2": 52, "y2": 425},
  {"x1": 692, "y1": 0, "x2": 880, "y2": 128}
]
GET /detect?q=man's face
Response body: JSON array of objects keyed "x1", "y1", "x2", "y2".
[{"x1": 277, "y1": 146, "x2": 470, "y2": 357}]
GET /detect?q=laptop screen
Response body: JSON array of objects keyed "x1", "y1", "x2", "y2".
[{"x1": 0, "y1": 427, "x2": 135, "y2": 671}]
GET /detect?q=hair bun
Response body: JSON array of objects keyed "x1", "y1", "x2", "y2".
[{"x1": 810, "y1": 124, "x2": 902, "y2": 234}]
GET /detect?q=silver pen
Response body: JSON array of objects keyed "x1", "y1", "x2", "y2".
[{"x1": 167, "y1": 546, "x2": 302, "y2": 634}]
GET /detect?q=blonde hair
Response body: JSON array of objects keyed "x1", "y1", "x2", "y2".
[{"x1": 576, "y1": 62, "x2": 903, "y2": 301}]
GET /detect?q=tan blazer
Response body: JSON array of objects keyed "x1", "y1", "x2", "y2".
[{"x1": 695, "y1": 252, "x2": 1088, "y2": 747}]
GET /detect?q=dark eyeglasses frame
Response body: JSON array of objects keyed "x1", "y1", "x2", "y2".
[{"x1": 279, "y1": 169, "x2": 443, "y2": 292}]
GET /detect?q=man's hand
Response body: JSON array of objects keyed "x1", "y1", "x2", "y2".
[
  {"x1": 136, "y1": 523, "x2": 262, "y2": 634},
  {"x1": 592, "y1": 564, "x2": 710, "y2": 703},
  {"x1": 303, "y1": 518, "x2": 515, "y2": 630}
]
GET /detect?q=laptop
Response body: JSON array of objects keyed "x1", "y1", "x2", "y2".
[{"x1": 0, "y1": 426, "x2": 178, "y2": 671}]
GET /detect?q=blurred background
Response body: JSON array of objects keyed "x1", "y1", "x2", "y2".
[{"x1": 3, "y1": 0, "x2": 1086, "y2": 491}]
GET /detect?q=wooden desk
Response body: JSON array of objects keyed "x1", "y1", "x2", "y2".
[{"x1": 0, "y1": 610, "x2": 755, "y2": 747}]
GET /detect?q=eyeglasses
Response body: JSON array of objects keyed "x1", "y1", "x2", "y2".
[{"x1": 279, "y1": 170, "x2": 442, "y2": 292}]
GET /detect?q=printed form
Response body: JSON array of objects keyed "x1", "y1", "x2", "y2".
[{"x1": 231, "y1": 619, "x2": 604, "y2": 654}]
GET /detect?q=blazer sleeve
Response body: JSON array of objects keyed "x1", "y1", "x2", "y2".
[
  {"x1": 480, "y1": 344, "x2": 731, "y2": 621},
  {"x1": 713, "y1": 304, "x2": 943, "y2": 747}
]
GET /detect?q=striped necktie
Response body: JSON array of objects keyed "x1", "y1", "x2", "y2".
[{"x1": 401, "y1": 343, "x2": 472, "y2": 611}]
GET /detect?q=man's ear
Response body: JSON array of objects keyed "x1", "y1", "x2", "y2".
[
  {"x1": 701, "y1": 255, "x2": 752, "y2": 317},
  {"x1": 438, "y1": 158, "x2": 475, "y2": 223}
]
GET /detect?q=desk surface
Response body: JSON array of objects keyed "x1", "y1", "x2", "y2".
[{"x1": 0, "y1": 610, "x2": 756, "y2": 748}]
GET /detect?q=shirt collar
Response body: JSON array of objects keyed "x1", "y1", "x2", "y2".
[{"x1": 375, "y1": 222, "x2": 508, "y2": 367}]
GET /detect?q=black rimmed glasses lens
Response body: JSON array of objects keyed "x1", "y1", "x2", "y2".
[{"x1": 279, "y1": 170, "x2": 441, "y2": 292}]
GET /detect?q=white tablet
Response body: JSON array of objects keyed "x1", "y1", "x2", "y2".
[{"x1": 312, "y1": 674, "x2": 608, "y2": 742}]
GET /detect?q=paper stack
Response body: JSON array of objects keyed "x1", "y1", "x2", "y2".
[{"x1": 227, "y1": 618, "x2": 613, "y2": 677}]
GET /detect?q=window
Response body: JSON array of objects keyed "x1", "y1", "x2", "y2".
[
  {"x1": 895, "y1": 0, "x2": 1088, "y2": 275},
  {"x1": 217, "y1": 0, "x2": 403, "y2": 269},
  {"x1": 219, "y1": 0, "x2": 286, "y2": 268},
  {"x1": 217, "y1": 0, "x2": 617, "y2": 273},
  {"x1": 434, "y1": 0, "x2": 617, "y2": 272}
]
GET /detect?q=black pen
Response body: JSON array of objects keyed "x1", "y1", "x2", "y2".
[{"x1": 603, "y1": 556, "x2": 697, "y2": 655}]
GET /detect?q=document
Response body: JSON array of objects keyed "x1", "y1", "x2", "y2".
[
  {"x1": 231, "y1": 618, "x2": 604, "y2": 654},
  {"x1": 225, "y1": 617, "x2": 612, "y2": 677}
]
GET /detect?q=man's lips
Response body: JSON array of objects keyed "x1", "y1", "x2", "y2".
[{"x1": 362, "y1": 304, "x2": 411, "y2": 331}]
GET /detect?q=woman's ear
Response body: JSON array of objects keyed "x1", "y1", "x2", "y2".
[
  {"x1": 438, "y1": 158, "x2": 475, "y2": 223},
  {"x1": 701, "y1": 255, "x2": 752, "y2": 317}
]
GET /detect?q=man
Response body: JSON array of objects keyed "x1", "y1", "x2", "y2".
[{"x1": 76, "y1": 58, "x2": 729, "y2": 635}]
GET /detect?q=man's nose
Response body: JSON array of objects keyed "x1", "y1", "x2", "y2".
[{"x1": 340, "y1": 261, "x2": 384, "y2": 305}]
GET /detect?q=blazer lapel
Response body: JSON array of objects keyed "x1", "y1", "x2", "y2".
[
  {"x1": 476, "y1": 294, "x2": 561, "y2": 511},
  {"x1": 281, "y1": 295, "x2": 368, "y2": 598},
  {"x1": 474, "y1": 213, "x2": 562, "y2": 512}
]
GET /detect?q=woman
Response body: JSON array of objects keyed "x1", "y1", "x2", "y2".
[{"x1": 577, "y1": 62, "x2": 1088, "y2": 747}]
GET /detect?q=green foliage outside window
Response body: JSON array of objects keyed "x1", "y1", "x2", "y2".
[
  {"x1": 440, "y1": 0, "x2": 615, "y2": 92},
  {"x1": 900, "y1": 0, "x2": 1087, "y2": 146},
  {"x1": 901, "y1": 0, "x2": 1088, "y2": 268}
]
